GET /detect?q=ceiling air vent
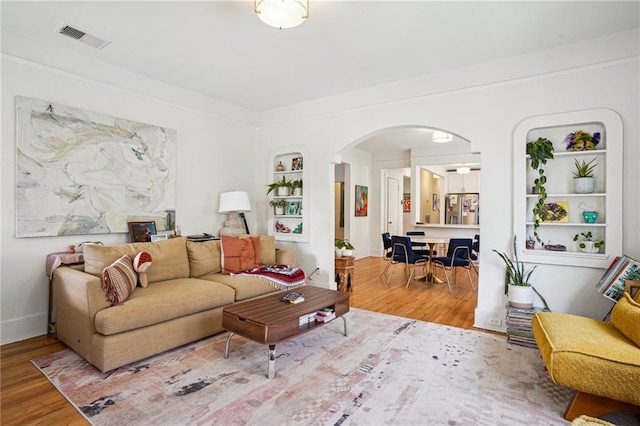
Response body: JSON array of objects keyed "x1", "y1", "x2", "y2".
[{"x1": 56, "y1": 24, "x2": 111, "y2": 49}]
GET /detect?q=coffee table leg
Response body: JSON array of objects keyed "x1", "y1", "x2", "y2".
[
  {"x1": 268, "y1": 345, "x2": 276, "y2": 379},
  {"x1": 341, "y1": 316, "x2": 348, "y2": 337},
  {"x1": 224, "y1": 332, "x2": 234, "y2": 359}
]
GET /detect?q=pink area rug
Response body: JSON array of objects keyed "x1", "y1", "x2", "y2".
[{"x1": 33, "y1": 308, "x2": 572, "y2": 425}]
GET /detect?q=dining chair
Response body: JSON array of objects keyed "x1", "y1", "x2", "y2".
[
  {"x1": 431, "y1": 238, "x2": 476, "y2": 293},
  {"x1": 388, "y1": 235, "x2": 429, "y2": 288},
  {"x1": 379, "y1": 232, "x2": 394, "y2": 280},
  {"x1": 406, "y1": 231, "x2": 438, "y2": 256}
]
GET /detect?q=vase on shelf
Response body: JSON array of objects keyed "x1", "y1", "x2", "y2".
[
  {"x1": 276, "y1": 161, "x2": 285, "y2": 172},
  {"x1": 573, "y1": 177, "x2": 595, "y2": 194}
]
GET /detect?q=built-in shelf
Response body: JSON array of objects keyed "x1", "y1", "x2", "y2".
[
  {"x1": 268, "y1": 148, "x2": 309, "y2": 242},
  {"x1": 513, "y1": 109, "x2": 622, "y2": 268}
]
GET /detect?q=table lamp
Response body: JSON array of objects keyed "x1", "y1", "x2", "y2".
[{"x1": 218, "y1": 191, "x2": 252, "y2": 236}]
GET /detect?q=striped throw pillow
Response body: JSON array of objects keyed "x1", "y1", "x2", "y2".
[{"x1": 101, "y1": 254, "x2": 137, "y2": 305}]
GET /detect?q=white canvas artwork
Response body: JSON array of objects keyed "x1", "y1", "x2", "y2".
[{"x1": 16, "y1": 96, "x2": 177, "y2": 237}]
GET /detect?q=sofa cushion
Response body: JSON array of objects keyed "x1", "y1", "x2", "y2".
[
  {"x1": 199, "y1": 273, "x2": 277, "y2": 301},
  {"x1": 257, "y1": 235, "x2": 276, "y2": 265},
  {"x1": 187, "y1": 240, "x2": 222, "y2": 277},
  {"x1": 221, "y1": 235, "x2": 260, "y2": 274},
  {"x1": 610, "y1": 292, "x2": 640, "y2": 347},
  {"x1": 101, "y1": 254, "x2": 137, "y2": 306},
  {"x1": 532, "y1": 312, "x2": 640, "y2": 406},
  {"x1": 84, "y1": 237, "x2": 189, "y2": 284},
  {"x1": 94, "y1": 278, "x2": 235, "y2": 335}
]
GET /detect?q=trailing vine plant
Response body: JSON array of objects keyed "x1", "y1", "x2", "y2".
[{"x1": 526, "y1": 137, "x2": 554, "y2": 246}]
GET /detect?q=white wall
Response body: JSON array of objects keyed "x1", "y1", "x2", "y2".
[
  {"x1": 255, "y1": 30, "x2": 640, "y2": 332},
  {"x1": 1, "y1": 53, "x2": 257, "y2": 343}
]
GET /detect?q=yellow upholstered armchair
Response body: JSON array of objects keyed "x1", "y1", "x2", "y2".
[{"x1": 532, "y1": 282, "x2": 640, "y2": 421}]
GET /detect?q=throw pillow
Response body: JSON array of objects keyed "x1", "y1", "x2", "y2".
[
  {"x1": 221, "y1": 235, "x2": 260, "y2": 274},
  {"x1": 610, "y1": 292, "x2": 640, "y2": 346},
  {"x1": 101, "y1": 254, "x2": 137, "y2": 306},
  {"x1": 132, "y1": 251, "x2": 153, "y2": 287}
]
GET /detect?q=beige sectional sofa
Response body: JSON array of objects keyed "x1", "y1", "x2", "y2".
[{"x1": 53, "y1": 236, "x2": 296, "y2": 372}]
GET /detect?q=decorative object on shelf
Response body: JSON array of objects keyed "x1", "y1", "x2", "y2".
[
  {"x1": 572, "y1": 158, "x2": 597, "y2": 193},
  {"x1": 493, "y1": 236, "x2": 549, "y2": 309},
  {"x1": 543, "y1": 244, "x2": 566, "y2": 251},
  {"x1": 254, "y1": 0, "x2": 309, "y2": 30},
  {"x1": 128, "y1": 221, "x2": 157, "y2": 243},
  {"x1": 573, "y1": 231, "x2": 604, "y2": 254},
  {"x1": 218, "y1": 191, "x2": 252, "y2": 236},
  {"x1": 536, "y1": 201, "x2": 568, "y2": 222},
  {"x1": 276, "y1": 161, "x2": 285, "y2": 172},
  {"x1": 577, "y1": 202, "x2": 598, "y2": 224},
  {"x1": 293, "y1": 222, "x2": 303, "y2": 234},
  {"x1": 267, "y1": 176, "x2": 293, "y2": 196},
  {"x1": 526, "y1": 137, "x2": 554, "y2": 246},
  {"x1": 564, "y1": 130, "x2": 600, "y2": 151},
  {"x1": 275, "y1": 221, "x2": 291, "y2": 233},
  {"x1": 286, "y1": 201, "x2": 301, "y2": 216},
  {"x1": 525, "y1": 237, "x2": 535, "y2": 250},
  {"x1": 355, "y1": 185, "x2": 368, "y2": 217},
  {"x1": 291, "y1": 156, "x2": 303, "y2": 170},
  {"x1": 269, "y1": 199, "x2": 286, "y2": 215},
  {"x1": 291, "y1": 179, "x2": 303, "y2": 196}
]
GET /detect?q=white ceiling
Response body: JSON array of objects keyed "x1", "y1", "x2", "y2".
[{"x1": 2, "y1": 1, "x2": 638, "y2": 153}]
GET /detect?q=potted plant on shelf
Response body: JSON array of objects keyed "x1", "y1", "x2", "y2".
[
  {"x1": 334, "y1": 239, "x2": 345, "y2": 257},
  {"x1": 527, "y1": 137, "x2": 554, "y2": 246},
  {"x1": 572, "y1": 158, "x2": 597, "y2": 194},
  {"x1": 493, "y1": 236, "x2": 549, "y2": 309},
  {"x1": 267, "y1": 176, "x2": 292, "y2": 196},
  {"x1": 291, "y1": 179, "x2": 303, "y2": 196},
  {"x1": 573, "y1": 231, "x2": 604, "y2": 254},
  {"x1": 269, "y1": 199, "x2": 287, "y2": 215}
]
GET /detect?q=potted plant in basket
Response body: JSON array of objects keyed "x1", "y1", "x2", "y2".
[
  {"x1": 493, "y1": 236, "x2": 549, "y2": 309},
  {"x1": 573, "y1": 231, "x2": 604, "y2": 254},
  {"x1": 527, "y1": 137, "x2": 554, "y2": 246},
  {"x1": 267, "y1": 176, "x2": 293, "y2": 196},
  {"x1": 269, "y1": 199, "x2": 287, "y2": 215},
  {"x1": 572, "y1": 158, "x2": 597, "y2": 194}
]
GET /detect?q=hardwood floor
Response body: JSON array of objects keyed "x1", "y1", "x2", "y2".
[{"x1": 0, "y1": 256, "x2": 480, "y2": 425}]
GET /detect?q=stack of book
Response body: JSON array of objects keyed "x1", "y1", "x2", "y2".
[
  {"x1": 506, "y1": 306, "x2": 549, "y2": 348},
  {"x1": 315, "y1": 307, "x2": 336, "y2": 323},
  {"x1": 595, "y1": 255, "x2": 640, "y2": 302},
  {"x1": 280, "y1": 291, "x2": 304, "y2": 304}
]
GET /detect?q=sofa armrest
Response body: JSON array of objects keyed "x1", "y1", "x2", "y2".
[
  {"x1": 276, "y1": 249, "x2": 296, "y2": 267},
  {"x1": 53, "y1": 267, "x2": 110, "y2": 362}
]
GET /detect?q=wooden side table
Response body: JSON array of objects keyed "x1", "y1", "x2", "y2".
[
  {"x1": 46, "y1": 252, "x2": 84, "y2": 334},
  {"x1": 335, "y1": 256, "x2": 355, "y2": 292}
]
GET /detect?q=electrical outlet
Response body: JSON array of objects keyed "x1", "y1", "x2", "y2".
[{"x1": 489, "y1": 318, "x2": 502, "y2": 326}]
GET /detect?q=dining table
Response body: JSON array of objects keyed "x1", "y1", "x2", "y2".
[{"x1": 409, "y1": 236, "x2": 448, "y2": 284}]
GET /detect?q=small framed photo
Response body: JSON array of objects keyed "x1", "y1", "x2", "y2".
[
  {"x1": 403, "y1": 193, "x2": 411, "y2": 212},
  {"x1": 291, "y1": 156, "x2": 303, "y2": 171},
  {"x1": 128, "y1": 221, "x2": 157, "y2": 243},
  {"x1": 151, "y1": 234, "x2": 168, "y2": 242}
]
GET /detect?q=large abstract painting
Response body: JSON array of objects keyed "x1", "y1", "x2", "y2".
[{"x1": 16, "y1": 96, "x2": 177, "y2": 237}]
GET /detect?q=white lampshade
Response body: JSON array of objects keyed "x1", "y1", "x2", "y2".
[
  {"x1": 255, "y1": 0, "x2": 309, "y2": 29},
  {"x1": 432, "y1": 131, "x2": 453, "y2": 144},
  {"x1": 456, "y1": 167, "x2": 471, "y2": 175},
  {"x1": 218, "y1": 191, "x2": 252, "y2": 213}
]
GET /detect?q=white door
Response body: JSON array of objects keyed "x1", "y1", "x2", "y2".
[{"x1": 386, "y1": 177, "x2": 400, "y2": 235}]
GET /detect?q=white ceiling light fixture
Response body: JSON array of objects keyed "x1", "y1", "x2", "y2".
[
  {"x1": 255, "y1": 0, "x2": 309, "y2": 29},
  {"x1": 432, "y1": 131, "x2": 453, "y2": 144},
  {"x1": 456, "y1": 167, "x2": 471, "y2": 175}
]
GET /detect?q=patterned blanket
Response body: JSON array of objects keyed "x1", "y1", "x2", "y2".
[{"x1": 237, "y1": 265, "x2": 305, "y2": 289}]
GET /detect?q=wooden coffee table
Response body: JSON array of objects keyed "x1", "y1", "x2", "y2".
[{"x1": 222, "y1": 286, "x2": 349, "y2": 379}]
